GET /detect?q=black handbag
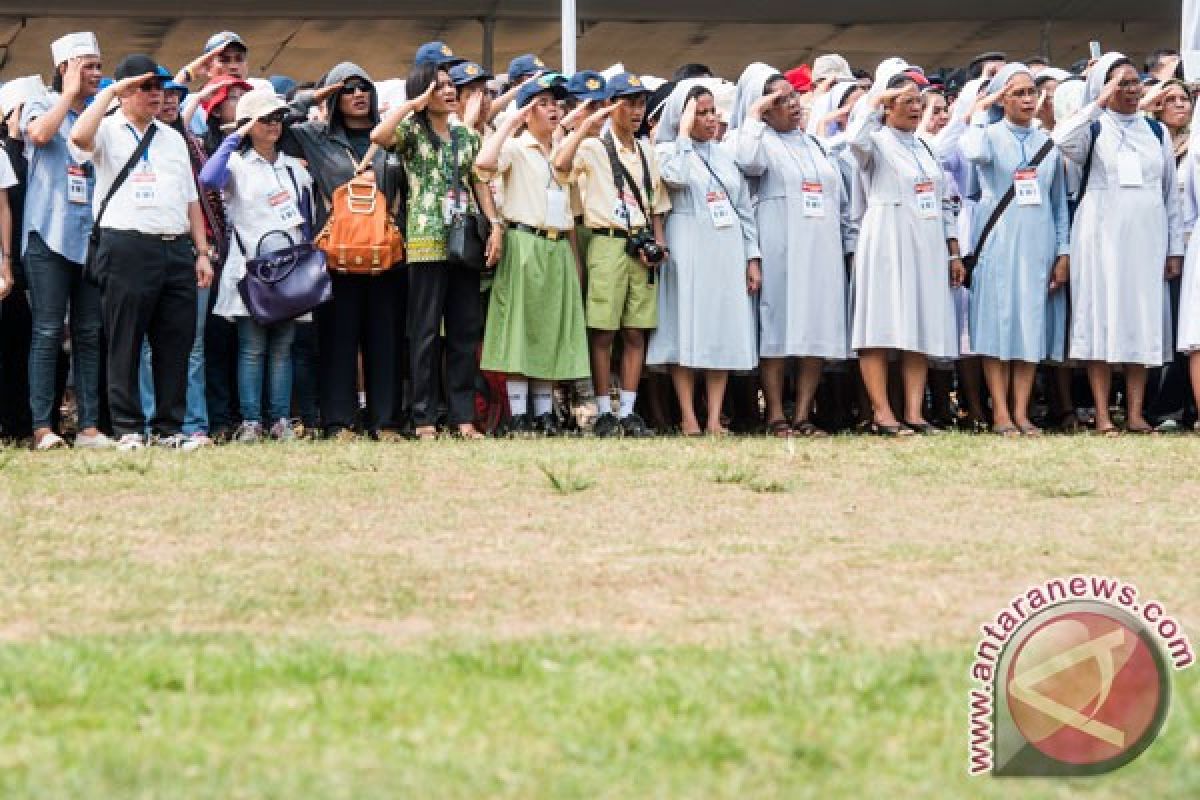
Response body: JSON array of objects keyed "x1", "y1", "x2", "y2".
[
  {"x1": 444, "y1": 128, "x2": 492, "y2": 271},
  {"x1": 84, "y1": 124, "x2": 158, "y2": 288},
  {"x1": 234, "y1": 170, "x2": 332, "y2": 326}
]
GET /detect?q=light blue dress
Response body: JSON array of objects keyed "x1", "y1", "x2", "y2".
[{"x1": 961, "y1": 119, "x2": 1070, "y2": 362}]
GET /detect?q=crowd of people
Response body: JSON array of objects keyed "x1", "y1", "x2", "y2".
[{"x1": 0, "y1": 31, "x2": 1197, "y2": 450}]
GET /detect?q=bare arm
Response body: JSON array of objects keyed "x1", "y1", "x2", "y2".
[{"x1": 370, "y1": 81, "x2": 436, "y2": 148}]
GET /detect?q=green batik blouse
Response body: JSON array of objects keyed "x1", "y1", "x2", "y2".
[{"x1": 391, "y1": 117, "x2": 482, "y2": 263}]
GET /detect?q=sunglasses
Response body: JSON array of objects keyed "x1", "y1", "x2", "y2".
[
  {"x1": 339, "y1": 82, "x2": 371, "y2": 95},
  {"x1": 258, "y1": 111, "x2": 287, "y2": 125},
  {"x1": 139, "y1": 79, "x2": 166, "y2": 92}
]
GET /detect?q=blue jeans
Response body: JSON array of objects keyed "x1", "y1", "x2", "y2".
[
  {"x1": 24, "y1": 233, "x2": 103, "y2": 430},
  {"x1": 237, "y1": 317, "x2": 295, "y2": 423},
  {"x1": 139, "y1": 285, "x2": 209, "y2": 434}
]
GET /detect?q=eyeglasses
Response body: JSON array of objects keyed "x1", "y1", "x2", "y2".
[
  {"x1": 339, "y1": 82, "x2": 371, "y2": 95},
  {"x1": 259, "y1": 111, "x2": 286, "y2": 125}
]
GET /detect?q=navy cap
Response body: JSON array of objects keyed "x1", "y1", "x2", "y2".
[
  {"x1": 565, "y1": 70, "x2": 609, "y2": 101},
  {"x1": 516, "y1": 73, "x2": 569, "y2": 108},
  {"x1": 114, "y1": 54, "x2": 161, "y2": 81},
  {"x1": 606, "y1": 72, "x2": 649, "y2": 99},
  {"x1": 204, "y1": 31, "x2": 246, "y2": 55},
  {"x1": 507, "y1": 53, "x2": 548, "y2": 82},
  {"x1": 449, "y1": 61, "x2": 493, "y2": 87},
  {"x1": 415, "y1": 41, "x2": 466, "y2": 67}
]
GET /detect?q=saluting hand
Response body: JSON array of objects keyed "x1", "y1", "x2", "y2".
[
  {"x1": 1096, "y1": 76, "x2": 1123, "y2": 110},
  {"x1": 312, "y1": 81, "x2": 345, "y2": 105},
  {"x1": 584, "y1": 103, "x2": 617, "y2": 136},
  {"x1": 111, "y1": 72, "x2": 158, "y2": 100},
  {"x1": 750, "y1": 88, "x2": 787, "y2": 120},
  {"x1": 559, "y1": 100, "x2": 594, "y2": 135},
  {"x1": 413, "y1": 80, "x2": 438, "y2": 113},
  {"x1": 873, "y1": 86, "x2": 911, "y2": 110},
  {"x1": 62, "y1": 57, "x2": 87, "y2": 100},
  {"x1": 973, "y1": 89, "x2": 1005, "y2": 116},
  {"x1": 679, "y1": 97, "x2": 698, "y2": 139}
]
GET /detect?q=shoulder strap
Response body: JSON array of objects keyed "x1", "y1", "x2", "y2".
[
  {"x1": 1075, "y1": 119, "x2": 1103, "y2": 209},
  {"x1": 1146, "y1": 117, "x2": 1166, "y2": 145},
  {"x1": 969, "y1": 136, "x2": 1057, "y2": 259},
  {"x1": 603, "y1": 132, "x2": 651, "y2": 224},
  {"x1": 94, "y1": 123, "x2": 158, "y2": 231}
]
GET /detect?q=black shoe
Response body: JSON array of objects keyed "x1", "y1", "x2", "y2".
[
  {"x1": 534, "y1": 412, "x2": 561, "y2": 437},
  {"x1": 620, "y1": 412, "x2": 656, "y2": 438},
  {"x1": 502, "y1": 413, "x2": 534, "y2": 438},
  {"x1": 593, "y1": 412, "x2": 621, "y2": 438}
]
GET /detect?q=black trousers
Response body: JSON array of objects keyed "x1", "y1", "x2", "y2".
[
  {"x1": 98, "y1": 231, "x2": 197, "y2": 437},
  {"x1": 407, "y1": 261, "x2": 482, "y2": 427},
  {"x1": 316, "y1": 269, "x2": 401, "y2": 432}
]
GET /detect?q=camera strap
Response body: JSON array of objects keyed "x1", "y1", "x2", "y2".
[{"x1": 603, "y1": 131, "x2": 653, "y2": 229}]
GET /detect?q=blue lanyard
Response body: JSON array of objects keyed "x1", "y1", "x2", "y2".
[
  {"x1": 1007, "y1": 125, "x2": 1036, "y2": 168},
  {"x1": 124, "y1": 124, "x2": 152, "y2": 165}
]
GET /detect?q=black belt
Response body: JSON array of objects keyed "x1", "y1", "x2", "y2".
[
  {"x1": 101, "y1": 228, "x2": 187, "y2": 243},
  {"x1": 574, "y1": 215, "x2": 584, "y2": 225},
  {"x1": 511, "y1": 223, "x2": 568, "y2": 241},
  {"x1": 589, "y1": 227, "x2": 645, "y2": 240}
]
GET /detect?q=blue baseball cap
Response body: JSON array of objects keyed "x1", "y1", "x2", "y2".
[
  {"x1": 415, "y1": 41, "x2": 466, "y2": 67},
  {"x1": 507, "y1": 53, "x2": 548, "y2": 82},
  {"x1": 516, "y1": 74, "x2": 569, "y2": 108},
  {"x1": 565, "y1": 70, "x2": 609, "y2": 102},
  {"x1": 607, "y1": 72, "x2": 649, "y2": 99},
  {"x1": 155, "y1": 65, "x2": 188, "y2": 99},
  {"x1": 204, "y1": 31, "x2": 246, "y2": 54},
  {"x1": 449, "y1": 61, "x2": 493, "y2": 87}
]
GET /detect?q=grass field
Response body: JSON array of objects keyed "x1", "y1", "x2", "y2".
[{"x1": 0, "y1": 435, "x2": 1197, "y2": 798}]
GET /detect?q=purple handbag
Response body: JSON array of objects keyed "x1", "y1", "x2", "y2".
[{"x1": 235, "y1": 172, "x2": 332, "y2": 326}]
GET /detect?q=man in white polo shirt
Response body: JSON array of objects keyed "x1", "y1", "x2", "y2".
[{"x1": 69, "y1": 54, "x2": 213, "y2": 451}]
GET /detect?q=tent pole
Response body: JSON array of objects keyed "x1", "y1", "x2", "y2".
[
  {"x1": 482, "y1": 14, "x2": 496, "y2": 72},
  {"x1": 561, "y1": 0, "x2": 577, "y2": 74}
]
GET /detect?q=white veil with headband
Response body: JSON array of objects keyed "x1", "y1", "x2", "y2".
[
  {"x1": 1087, "y1": 51, "x2": 1129, "y2": 104},
  {"x1": 729, "y1": 62, "x2": 779, "y2": 131},
  {"x1": 848, "y1": 57, "x2": 910, "y2": 128},
  {"x1": 806, "y1": 81, "x2": 860, "y2": 138},
  {"x1": 655, "y1": 79, "x2": 705, "y2": 145}
]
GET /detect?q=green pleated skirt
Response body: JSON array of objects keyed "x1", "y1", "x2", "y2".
[{"x1": 480, "y1": 228, "x2": 591, "y2": 380}]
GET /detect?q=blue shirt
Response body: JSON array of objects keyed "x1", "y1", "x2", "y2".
[{"x1": 20, "y1": 94, "x2": 97, "y2": 264}]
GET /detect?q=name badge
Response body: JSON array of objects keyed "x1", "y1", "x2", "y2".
[
  {"x1": 915, "y1": 181, "x2": 938, "y2": 219},
  {"x1": 67, "y1": 166, "x2": 89, "y2": 205},
  {"x1": 131, "y1": 171, "x2": 158, "y2": 208},
  {"x1": 545, "y1": 187, "x2": 572, "y2": 230},
  {"x1": 442, "y1": 189, "x2": 468, "y2": 224},
  {"x1": 1014, "y1": 168, "x2": 1042, "y2": 206},
  {"x1": 268, "y1": 189, "x2": 302, "y2": 227},
  {"x1": 801, "y1": 181, "x2": 826, "y2": 218},
  {"x1": 612, "y1": 189, "x2": 640, "y2": 227},
  {"x1": 706, "y1": 190, "x2": 735, "y2": 229},
  {"x1": 1117, "y1": 150, "x2": 1143, "y2": 188}
]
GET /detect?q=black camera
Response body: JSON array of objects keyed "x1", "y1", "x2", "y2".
[{"x1": 627, "y1": 231, "x2": 665, "y2": 284}]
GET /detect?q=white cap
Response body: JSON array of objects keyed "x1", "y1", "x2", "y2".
[
  {"x1": 51, "y1": 32, "x2": 100, "y2": 66},
  {"x1": 246, "y1": 77, "x2": 275, "y2": 95},
  {"x1": 812, "y1": 54, "x2": 854, "y2": 83},
  {"x1": 640, "y1": 75, "x2": 666, "y2": 92},
  {"x1": 233, "y1": 88, "x2": 287, "y2": 124},
  {"x1": 0, "y1": 76, "x2": 48, "y2": 115}
]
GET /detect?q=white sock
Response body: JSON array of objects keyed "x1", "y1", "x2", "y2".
[
  {"x1": 619, "y1": 390, "x2": 637, "y2": 418},
  {"x1": 506, "y1": 378, "x2": 530, "y2": 416},
  {"x1": 595, "y1": 394, "x2": 612, "y2": 415},
  {"x1": 531, "y1": 381, "x2": 554, "y2": 416},
  {"x1": 357, "y1": 391, "x2": 367, "y2": 408}
]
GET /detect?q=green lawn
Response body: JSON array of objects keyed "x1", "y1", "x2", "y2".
[{"x1": 0, "y1": 436, "x2": 1196, "y2": 798}]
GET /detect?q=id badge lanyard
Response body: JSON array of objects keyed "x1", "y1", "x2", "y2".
[
  {"x1": 781, "y1": 134, "x2": 827, "y2": 218},
  {"x1": 1109, "y1": 113, "x2": 1145, "y2": 188},
  {"x1": 541, "y1": 150, "x2": 571, "y2": 230},
  {"x1": 906, "y1": 138, "x2": 939, "y2": 219},
  {"x1": 1010, "y1": 126, "x2": 1043, "y2": 207},
  {"x1": 126, "y1": 124, "x2": 157, "y2": 208},
  {"x1": 693, "y1": 147, "x2": 737, "y2": 229}
]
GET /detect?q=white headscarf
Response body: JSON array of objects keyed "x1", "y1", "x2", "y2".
[
  {"x1": 655, "y1": 79, "x2": 704, "y2": 144},
  {"x1": 985, "y1": 62, "x2": 1033, "y2": 123},
  {"x1": 849, "y1": 57, "x2": 910, "y2": 128},
  {"x1": 1053, "y1": 78, "x2": 1087, "y2": 125},
  {"x1": 805, "y1": 81, "x2": 859, "y2": 138},
  {"x1": 1086, "y1": 52, "x2": 1128, "y2": 104},
  {"x1": 729, "y1": 62, "x2": 779, "y2": 131}
]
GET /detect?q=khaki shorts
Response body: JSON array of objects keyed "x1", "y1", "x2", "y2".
[{"x1": 585, "y1": 234, "x2": 657, "y2": 331}]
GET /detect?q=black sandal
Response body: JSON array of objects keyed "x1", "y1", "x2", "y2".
[
  {"x1": 869, "y1": 422, "x2": 914, "y2": 437},
  {"x1": 768, "y1": 419, "x2": 793, "y2": 438}
]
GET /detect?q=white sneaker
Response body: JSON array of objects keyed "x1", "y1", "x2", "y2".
[
  {"x1": 152, "y1": 433, "x2": 202, "y2": 452},
  {"x1": 32, "y1": 430, "x2": 66, "y2": 451},
  {"x1": 116, "y1": 433, "x2": 145, "y2": 451},
  {"x1": 75, "y1": 431, "x2": 115, "y2": 450},
  {"x1": 269, "y1": 418, "x2": 295, "y2": 441},
  {"x1": 188, "y1": 432, "x2": 215, "y2": 448}
]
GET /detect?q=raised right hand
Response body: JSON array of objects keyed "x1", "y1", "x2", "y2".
[
  {"x1": 750, "y1": 88, "x2": 787, "y2": 120},
  {"x1": 111, "y1": 72, "x2": 158, "y2": 100}
]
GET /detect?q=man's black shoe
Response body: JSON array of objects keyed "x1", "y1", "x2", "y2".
[
  {"x1": 534, "y1": 412, "x2": 561, "y2": 437},
  {"x1": 593, "y1": 412, "x2": 621, "y2": 438},
  {"x1": 501, "y1": 413, "x2": 535, "y2": 438},
  {"x1": 620, "y1": 412, "x2": 656, "y2": 438}
]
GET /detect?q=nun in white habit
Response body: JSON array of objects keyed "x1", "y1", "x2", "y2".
[
  {"x1": 730, "y1": 63, "x2": 854, "y2": 436},
  {"x1": 846, "y1": 63, "x2": 964, "y2": 435},
  {"x1": 1053, "y1": 51, "x2": 1184, "y2": 435},
  {"x1": 1172, "y1": 100, "x2": 1200, "y2": 428},
  {"x1": 646, "y1": 80, "x2": 761, "y2": 436}
]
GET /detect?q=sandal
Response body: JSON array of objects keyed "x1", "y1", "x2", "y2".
[
  {"x1": 453, "y1": 425, "x2": 486, "y2": 440},
  {"x1": 992, "y1": 424, "x2": 1021, "y2": 438},
  {"x1": 792, "y1": 420, "x2": 830, "y2": 438},
  {"x1": 869, "y1": 422, "x2": 914, "y2": 437},
  {"x1": 767, "y1": 419, "x2": 793, "y2": 438},
  {"x1": 904, "y1": 421, "x2": 941, "y2": 436},
  {"x1": 414, "y1": 426, "x2": 438, "y2": 441},
  {"x1": 1125, "y1": 425, "x2": 1159, "y2": 436},
  {"x1": 1091, "y1": 426, "x2": 1121, "y2": 438},
  {"x1": 1017, "y1": 424, "x2": 1043, "y2": 437}
]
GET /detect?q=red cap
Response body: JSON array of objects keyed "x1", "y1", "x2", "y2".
[
  {"x1": 786, "y1": 65, "x2": 813, "y2": 93},
  {"x1": 905, "y1": 69, "x2": 930, "y2": 87},
  {"x1": 200, "y1": 76, "x2": 253, "y2": 116}
]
